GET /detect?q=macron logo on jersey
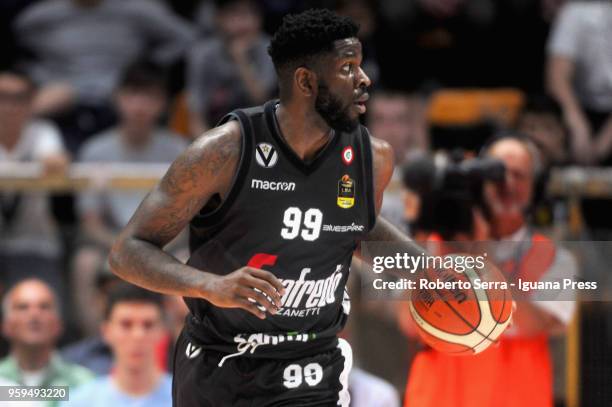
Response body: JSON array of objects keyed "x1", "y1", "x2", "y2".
[{"x1": 251, "y1": 178, "x2": 296, "y2": 192}]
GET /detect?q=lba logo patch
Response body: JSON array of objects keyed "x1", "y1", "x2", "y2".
[
  {"x1": 342, "y1": 146, "x2": 354, "y2": 165},
  {"x1": 255, "y1": 143, "x2": 278, "y2": 168},
  {"x1": 337, "y1": 174, "x2": 355, "y2": 209}
]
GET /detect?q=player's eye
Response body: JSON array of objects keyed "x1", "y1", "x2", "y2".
[{"x1": 341, "y1": 63, "x2": 353, "y2": 74}]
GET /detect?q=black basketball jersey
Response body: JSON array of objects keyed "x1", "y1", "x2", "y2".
[{"x1": 185, "y1": 100, "x2": 376, "y2": 363}]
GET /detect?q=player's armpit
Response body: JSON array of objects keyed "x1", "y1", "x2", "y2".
[
  {"x1": 125, "y1": 120, "x2": 241, "y2": 247},
  {"x1": 108, "y1": 121, "x2": 242, "y2": 297}
]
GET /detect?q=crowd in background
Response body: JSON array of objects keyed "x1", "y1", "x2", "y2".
[{"x1": 0, "y1": 0, "x2": 611, "y2": 406}]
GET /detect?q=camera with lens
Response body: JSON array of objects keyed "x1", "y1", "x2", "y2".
[{"x1": 401, "y1": 151, "x2": 506, "y2": 239}]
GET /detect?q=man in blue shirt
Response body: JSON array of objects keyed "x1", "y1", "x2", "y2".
[{"x1": 67, "y1": 284, "x2": 171, "y2": 407}]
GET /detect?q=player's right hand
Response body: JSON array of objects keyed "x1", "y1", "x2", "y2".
[{"x1": 202, "y1": 267, "x2": 286, "y2": 319}]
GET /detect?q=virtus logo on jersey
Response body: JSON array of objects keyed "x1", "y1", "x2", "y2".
[
  {"x1": 255, "y1": 143, "x2": 278, "y2": 168},
  {"x1": 185, "y1": 342, "x2": 202, "y2": 359},
  {"x1": 337, "y1": 175, "x2": 355, "y2": 209}
]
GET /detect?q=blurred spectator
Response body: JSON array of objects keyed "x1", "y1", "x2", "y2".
[
  {"x1": 367, "y1": 90, "x2": 428, "y2": 233},
  {"x1": 0, "y1": 0, "x2": 41, "y2": 70},
  {"x1": 61, "y1": 269, "x2": 121, "y2": 375},
  {"x1": 62, "y1": 270, "x2": 186, "y2": 376},
  {"x1": 349, "y1": 367, "x2": 400, "y2": 407},
  {"x1": 401, "y1": 136, "x2": 576, "y2": 407},
  {"x1": 0, "y1": 71, "x2": 68, "y2": 297},
  {"x1": 159, "y1": 293, "x2": 189, "y2": 372},
  {"x1": 516, "y1": 94, "x2": 566, "y2": 167},
  {"x1": 72, "y1": 63, "x2": 187, "y2": 336},
  {"x1": 66, "y1": 284, "x2": 172, "y2": 407},
  {"x1": 377, "y1": 0, "x2": 496, "y2": 89},
  {"x1": 0, "y1": 279, "x2": 93, "y2": 400},
  {"x1": 14, "y1": 0, "x2": 195, "y2": 152},
  {"x1": 368, "y1": 91, "x2": 429, "y2": 160},
  {"x1": 547, "y1": 1, "x2": 612, "y2": 237},
  {"x1": 547, "y1": 1, "x2": 612, "y2": 165},
  {"x1": 187, "y1": 0, "x2": 276, "y2": 136}
]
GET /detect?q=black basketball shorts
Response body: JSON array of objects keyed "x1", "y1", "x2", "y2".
[{"x1": 172, "y1": 330, "x2": 353, "y2": 407}]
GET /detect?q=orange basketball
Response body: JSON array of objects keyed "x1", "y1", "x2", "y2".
[{"x1": 409, "y1": 256, "x2": 513, "y2": 355}]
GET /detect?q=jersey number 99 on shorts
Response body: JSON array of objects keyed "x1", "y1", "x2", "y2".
[{"x1": 283, "y1": 362, "x2": 323, "y2": 389}]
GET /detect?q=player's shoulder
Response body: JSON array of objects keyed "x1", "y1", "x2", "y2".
[
  {"x1": 362, "y1": 127, "x2": 394, "y2": 170},
  {"x1": 188, "y1": 120, "x2": 242, "y2": 164}
]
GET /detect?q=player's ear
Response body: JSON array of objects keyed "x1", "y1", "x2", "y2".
[{"x1": 294, "y1": 67, "x2": 316, "y2": 97}]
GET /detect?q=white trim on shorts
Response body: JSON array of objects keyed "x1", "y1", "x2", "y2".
[{"x1": 336, "y1": 338, "x2": 353, "y2": 406}]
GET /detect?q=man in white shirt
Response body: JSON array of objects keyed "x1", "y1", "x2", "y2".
[
  {"x1": 0, "y1": 71, "x2": 68, "y2": 297},
  {"x1": 547, "y1": 1, "x2": 612, "y2": 165}
]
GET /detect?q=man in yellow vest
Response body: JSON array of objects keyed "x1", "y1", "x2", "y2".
[{"x1": 401, "y1": 136, "x2": 576, "y2": 407}]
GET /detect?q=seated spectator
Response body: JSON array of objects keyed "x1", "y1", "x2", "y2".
[
  {"x1": 516, "y1": 94, "x2": 566, "y2": 167},
  {"x1": 187, "y1": 0, "x2": 276, "y2": 136},
  {"x1": 14, "y1": 0, "x2": 194, "y2": 152},
  {"x1": 0, "y1": 71, "x2": 68, "y2": 298},
  {"x1": 547, "y1": 1, "x2": 612, "y2": 165},
  {"x1": 66, "y1": 283, "x2": 172, "y2": 407},
  {"x1": 0, "y1": 279, "x2": 93, "y2": 396},
  {"x1": 61, "y1": 268, "x2": 120, "y2": 375},
  {"x1": 367, "y1": 90, "x2": 429, "y2": 233},
  {"x1": 72, "y1": 62, "x2": 187, "y2": 336},
  {"x1": 62, "y1": 267, "x2": 187, "y2": 376},
  {"x1": 158, "y1": 292, "x2": 189, "y2": 372},
  {"x1": 350, "y1": 367, "x2": 400, "y2": 407}
]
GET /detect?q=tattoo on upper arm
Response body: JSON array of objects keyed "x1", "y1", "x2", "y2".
[{"x1": 132, "y1": 128, "x2": 240, "y2": 245}]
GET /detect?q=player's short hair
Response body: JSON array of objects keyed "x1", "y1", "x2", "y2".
[
  {"x1": 268, "y1": 9, "x2": 359, "y2": 78},
  {"x1": 104, "y1": 283, "x2": 163, "y2": 320}
]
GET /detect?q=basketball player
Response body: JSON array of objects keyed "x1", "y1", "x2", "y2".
[{"x1": 109, "y1": 9, "x2": 418, "y2": 406}]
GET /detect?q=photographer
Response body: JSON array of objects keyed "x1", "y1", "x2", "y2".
[{"x1": 399, "y1": 136, "x2": 576, "y2": 407}]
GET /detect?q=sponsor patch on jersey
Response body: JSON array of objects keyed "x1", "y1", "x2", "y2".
[
  {"x1": 322, "y1": 222, "x2": 365, "y2": 233},
  {"x1": 342, "y1": 146, "x2": 354, "y2": 165},
  {"x1": 255, "y1": 143, "x2": 278, "y2": 168},
  {"x1": 337, "y1": 174, "x2": 355, "y2": 209},
  {"x1": 275, "y1": 265, "x2": 344, "y2": 317},
  {"x1": 251, "y1": 178, "x2": 296, "y2": 191}
]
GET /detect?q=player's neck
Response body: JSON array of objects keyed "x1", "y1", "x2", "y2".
[{"x1": 275, "y1": 102, "x2": 334, "y2": 162}]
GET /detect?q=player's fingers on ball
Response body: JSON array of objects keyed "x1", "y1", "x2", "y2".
[
  {"x1": 237, "y1": 298, "x2": 266, "y2": 319},
  {"x1": 246, "y1": 276, "x2": 283, "y2": 306},
  {"x1": 248, "y1": 268, "x2": 286, "y2": 295},
  {"x1": 237, "y1": 287, "x2": 278, "y2": 315}
]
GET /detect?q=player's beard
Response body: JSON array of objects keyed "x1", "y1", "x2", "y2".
[{"x1": 315, "y1": 81, "x2": 358, "y2": 133}]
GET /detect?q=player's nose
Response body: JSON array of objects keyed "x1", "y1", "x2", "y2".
[{"x1": 357, "y1": 66, "x2": 371, "y2": 88}]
